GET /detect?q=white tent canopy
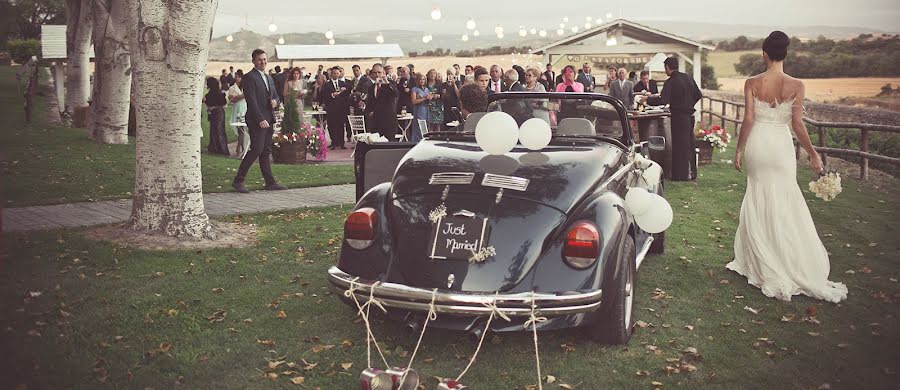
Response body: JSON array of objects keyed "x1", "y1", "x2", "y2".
[{"x1": 274, "y1": 44, "x2": 404, "y2": 67}]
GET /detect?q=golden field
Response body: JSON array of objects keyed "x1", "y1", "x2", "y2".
[{"x1": 717, "y1": 77, "x2": 900, "y2": 101}]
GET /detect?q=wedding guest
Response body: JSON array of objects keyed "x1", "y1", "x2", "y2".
[
  {"x1": 312, "y1": 73, "x2": 327, "y2": 108},
  {"x1": 204, "y1": 77, "x2": 230, "y2": 156},
  {"x1": 458, "y1": 83, "x2": 488, "y2": 129},
  {"x1": 273, "y1": 65, "x2": 288, "y2": 103},
  {"x1": 351, "y1": 65, "x2": 363, "y2": 89},
  {"x1": 233, "y1": 49, "x2": 286, "y2": 193},
  {"x1": 226, "y1": 66, "x2": 235, "y2": 86},
  {"x1": 219, "y1": 69, "x2": 229, "y2": 92},
  {"x1": 524, "y1": 67, "x2": 549, "y2": 123},
  {"x1": 425, "y1": 69, "x2": 444, "y2": 134},
  {"x1": 629, "y1": 71, "x2": 638, "y2": 85},
  {"x1": 228, "y1": 71, "x2": 249, "y2": 156},
  {"x1": 543, "y1": 63, "x2": 556, "y2": 90},
  {"x1": 407, "y1": 63, "x2": 416, "y2": 76},
  {"x1": 364, "y1": 63, "x2": 399, "y2": 140},
  {"x1": 646, "y1": 57, "x2": 702, "y2": 181},
  {"x1": 512, "y1": 65, "x2": 526, "y2": 87},
  {"x1": 610, "y1": 67, "x2": 635, "y2": 108},
  {"x1": 324, "y1": 66, "x2": 352, "y2": 149},
  {"x1": 555, "y1": 65, "x2": 584, "y2": 92},
  {"x1": 464, "y1": 64, "x2": 474, "y2": 78},
  {"x1": 576, "y1": 63, "x2": 596, "y2": 91},
  {"x1": 283, "y1": 67, "x2": 307, "y2": 125},
  {"x1": 396, "y1": 66, "x2": 413, "y2": 114},
  {"x1": 409, "y1": 72, "x2": 429, "y2": 142},
  {"x1": 453, "y1": 63, "x2": 462, "y2": 83},
  {"x1": 488, "y1": 65, "x2": 504, "y2": 93},
  {"x1": 474, "y1": 67, "x2": 492, "y2": 94},
  {"x1": 633, "y1": 70, "x2": 659, "y2": 95},
  {"x1": 602, "y1": 66, "x2": 617, "y2": 93},
  {"x1": 352, "y1": 65, "x2": 372, "y2": 119},
  {"x1": 441, "y1": 68, "x2": 461, "y2": 129},
  {"x1": 384, "y1": 64, "x2": 395, "y2": 80}
]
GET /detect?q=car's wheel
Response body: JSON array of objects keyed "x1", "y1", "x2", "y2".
[
  {"x1": 587, "y1": 235, "x2": 636, "y2": 344},
  {"x1": 649, "y1": 182, "x2": 665, "y2": 254}
]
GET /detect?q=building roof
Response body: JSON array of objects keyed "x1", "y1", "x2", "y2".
[
  {"x1": 41, "y1": 25, "x2": 95, "y2": 60},
  {"x1": 274, "y1": 44, "x2": 404, "y2": 60},
  {"x1": 533, "y1": 19, "x2": 715, "y2": 54}
]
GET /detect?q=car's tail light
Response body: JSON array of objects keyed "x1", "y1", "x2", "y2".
[
  {"x1": 563, "y1": 221, "x2": 600, "y2": 269},
  {"x1": 345, "y1": 208, "x2": 377, "y2": 249}
]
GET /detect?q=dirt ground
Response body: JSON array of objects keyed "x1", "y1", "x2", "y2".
[{"x1": 83, "y1": 221, "x2": 259, "y2": 251}]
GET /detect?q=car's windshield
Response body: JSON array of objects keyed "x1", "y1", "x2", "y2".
[{"x1": 485, "y1": 93, "x2": 629, "y2": 145}]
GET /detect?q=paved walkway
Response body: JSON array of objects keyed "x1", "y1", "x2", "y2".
[{"x1": 1, "y1": 184, "x2": 356, "y2": 233}]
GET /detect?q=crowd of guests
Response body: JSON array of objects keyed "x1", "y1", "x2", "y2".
[{"x1": 203, "y1": 57, "x2": 669, "y2": 153}]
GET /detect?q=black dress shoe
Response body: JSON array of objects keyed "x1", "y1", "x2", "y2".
[
  {"x1": 232, "y1": 182, "x2": 250, "y2": 193},
  {"x1": 340, "y1": 145, "x2": 348, "y2": 149},
  {"x1": 264, "y1": 183, "x2": 288, "y2": 191}
]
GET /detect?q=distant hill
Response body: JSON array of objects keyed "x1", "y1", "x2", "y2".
[{"x1": 208, "y1": 21, "x2": 893, "y2": 62}]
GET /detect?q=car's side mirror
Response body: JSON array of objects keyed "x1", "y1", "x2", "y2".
[{"x1": 648, "y1": 136, "x2": 666, "y2": 151}]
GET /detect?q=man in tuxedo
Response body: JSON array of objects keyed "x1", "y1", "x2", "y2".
[
  {"x1": 610, "y1": 68, "x2": 635, "y2": 108},
  {"x1": 543, "y1": 63, "x2": 556, "y2": 90},
  {"x1": 576, "y1": 63, "x2": 596, "y2": 92},
  {"x1": 219, "y1": 69, "x2": 229, "y2": 92},
  {"x1": 233, "y1": 49, "x2": 287, "y2": 193},
  {"x1": 647, "y1": 57, "x2": 703, "y2": 181},
  {"x1": 323, "y1": 66, "x2": 352, "y2": 149},
  {"x1": 364, "y1": 63, "x2": 399, "y2": 141},
  {"x1": 502, "y1": 69, "x2": 528, "y2": 124},
  {"x1": 350, "y1": 64, "x2": 367, "y2": 116},
  {"x1": 396, "y1": 66, "x2": 413, "y2": 113},
  {"x1": 273, "y1": 65, "x2": 289, "y2": 103},
  {"x1": 488, "y1": 65, "x2": 504, "y2": 93},
  {"x1": 633, "y1": 70, "x2": 659, "y2": 95}
]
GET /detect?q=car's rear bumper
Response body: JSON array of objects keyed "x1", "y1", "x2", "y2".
[{"x1": 327, "y1": 266, "x2": 603, "y2": 317}]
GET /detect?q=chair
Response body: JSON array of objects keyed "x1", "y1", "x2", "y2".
[
  {"x1": 347, "y1": 115, "x2": 366, "y2": 138},
  {"x1": 557, "y1": 117, "x2": 596, "y2": 136},
  {"x1": 417, "y1": 119, "x2": 429, "y2": 137},
  {"x1": 462, "y1": 112, "x2": 487, "y2": 132}
]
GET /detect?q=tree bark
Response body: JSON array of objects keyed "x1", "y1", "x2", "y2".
[
  {"x1": 65, "y1": 0, "x2": 92, "y2": 115},
  {"x1": 124, "y1": 0, "x2": 218, "y2": 238},
  {"x1": 89, "y1": 0, "x2": 131, "y2": 144}
]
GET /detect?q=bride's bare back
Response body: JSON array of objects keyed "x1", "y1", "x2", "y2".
[{"x1": 747, "y1": 71, "x2": 804, "y2": 107}]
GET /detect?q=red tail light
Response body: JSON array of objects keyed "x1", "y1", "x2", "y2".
[
  {"x1": 563, "y1": 221, "x2": 600, "y2": 269},
  {"x1": 345, "y1": 208, "x2": 378, "y2": 249}
]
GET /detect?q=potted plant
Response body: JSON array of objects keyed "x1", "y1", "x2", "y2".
[
  {"x1": 694, "y1": 124, "x2": 731, "y2": 165},
  {"x1": 272, "y1": 97, "x2": 307, "y2": 164}
]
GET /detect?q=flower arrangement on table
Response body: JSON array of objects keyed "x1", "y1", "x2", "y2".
[
  {"x1": 695, "y1": 124, "x2": 731, "y2": 152},
  {"x1": 272, "y1": 97, "x2": 327, "y2": 160}
]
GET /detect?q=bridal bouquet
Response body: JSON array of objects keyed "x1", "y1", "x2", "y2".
[
  {"x1": 695, "y1": 124, "x2": 731, "y2": 152},
  {"x1": 808, "y1": 171, "x2": 842, "y2": 201}
]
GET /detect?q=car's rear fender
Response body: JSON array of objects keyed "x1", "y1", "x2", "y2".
[{"x1": 337, "y1": 182, "x2": 394, "y2": 280}]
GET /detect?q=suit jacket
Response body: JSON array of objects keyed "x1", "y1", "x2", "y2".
[
  {"x1": 609, "y1": 79, "x2": 635, "y2": 108},
  {"x1": 323, "y1": 78, "x2": 352, "y2": 115},
  {"x1": 576, "y1": 73, "x2": 595, "y2": 91},
  {"x1": 543, "y1": 70, "x2": 555, "y2": 86},
  {"x1": 352, "y1": 77, "x2": 373, "y2": 111},
  {"x1": 489, "y1": 79, "x2": 505, "y2": 93},
  {"x1": 396, "y1": 77, "x2": 413, "y2": 113},
  {"x1": 506, "y1": 81, "x2": 526, "y2": 92},
  {"x1": 633, "y1": 79, "x2": 659, "y2": 95},
  {"x1": 646, "y1": 71, "x2": 702, "y2": 115},
  {"x1": 273, "y1": 71, "x2": 288, "y2": 102},
  {"x1": 243, "y1": 68, "x2": 277, "y2": 127},
  {"x1": 364, "y1": 81, "x2": 399, "y2": 134}
]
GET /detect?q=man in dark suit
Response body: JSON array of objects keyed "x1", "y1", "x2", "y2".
[
  {"x1": 502, "y1": 69, "x2": 528, "y2": 124},
  {"x1": 633, "y1": 70, "x2": 659, "y2": 95},
  {"x1": 364, "y1": 63, "x2": 399, "y2": 141},
  {"x1": 576, "y1": 63, "x2": 596, "y2": 91},
  {"x1": 488, "y1": 65, "x2": 505, "y2": 93},
  {"x1": 396, "y1": 66, "x2": 413, "y2": 113},
  {"x1": 233, "y1": 49, "x2": 286, "y2": 193},
  {"x1": 323, "y1": 66, "x2": 352, "y2": 149},
  {"x1": 272, "y1": 65, "x2": 288, "y2": 104},
  {"x1": 647, "y1": 57, "x2": 703, "y2": 181},
  {"x1": 543, "y1": 63, "x2": 556, "y2": 90}
]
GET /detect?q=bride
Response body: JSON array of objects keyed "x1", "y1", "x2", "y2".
[{"x1": 728, "y1": 31, "x2": 847, "y2": 303}]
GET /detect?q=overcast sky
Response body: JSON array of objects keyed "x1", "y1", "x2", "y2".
[{"x1": 213, "y1": 0, "x2": 899, "y2": 37}]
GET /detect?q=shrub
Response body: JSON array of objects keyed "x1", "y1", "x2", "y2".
[{"x1": 7, "y1": 39, "x2": 40, "y2": 64}]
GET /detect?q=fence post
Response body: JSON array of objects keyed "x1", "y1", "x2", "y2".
[
  {"x1": 860, "y1": 129, "x2": 869, "y2": 180},
  {"x1": 721, "y1": 100, "x2": 726, "y2": 129},
  {"x1": 817, "y1": 126, "x2": 826, "y2": 166}
]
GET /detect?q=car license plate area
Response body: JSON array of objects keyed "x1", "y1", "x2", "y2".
[{"x1": 429, "y1": 215, "x2": 489, "y2": 261}]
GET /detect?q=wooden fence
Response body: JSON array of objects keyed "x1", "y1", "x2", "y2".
[{"x1": 699, "y1": 96, "x2": 900, "y2": 180}]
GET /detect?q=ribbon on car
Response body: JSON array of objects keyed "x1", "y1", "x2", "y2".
[{"x1": 524, "y1": 292, "x2": 548, "y2": 390}]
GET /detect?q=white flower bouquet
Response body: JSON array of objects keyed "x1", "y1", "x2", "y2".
[
  {"x1": 352, "y1": 132, "x2": 389, "y2": 144},
  {"x1": 808, "y1": 171, "x2": 842, "y2": 201}
]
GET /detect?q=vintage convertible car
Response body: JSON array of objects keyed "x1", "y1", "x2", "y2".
[{"x1": 327, "y1": 92, "x2": 666, "y2": 344}]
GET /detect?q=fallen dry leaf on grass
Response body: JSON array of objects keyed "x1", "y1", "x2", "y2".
[
  {"x1": 545, "y1": 375, "x2": 556, "y2": 383},
  {"x1": 310, "y1": 344, "x2": 335, "y2": 353},
  {"x1": 256, "y1": 339, "x2": 275, "y2": 347},
  {"x1": 289, "y1": 376, "x2": 305, "y2": 385},
  {"x1": 743, "y1": 306, "x2": 759, "y2": 315},
  {"x1": 276, "y1": 310, "x2": 287, "y2": 319},
  {"x1": 341, "y1": 362, "x2": 353, "y2": 370}
]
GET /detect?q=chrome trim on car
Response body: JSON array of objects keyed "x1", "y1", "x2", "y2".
[
  {"x1": 481, "y1": 173, "x2": 530, "y2": 192},
  {"x1": 429, "y1": 172, "x2": 475, "y2": 185},
  {"x1": 327, "y1": 267, "x2": 602, "y2": 317},
  {"x1": 635, "y1": 236, "x2": 654, "y2": 270}
]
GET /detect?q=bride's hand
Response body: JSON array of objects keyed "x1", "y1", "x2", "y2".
[
  {"x1": 734, "y1": 150, "x2": 743, "y2": 172},
  {"x1": 808, "y1": 152, "x2": 824, "y2": 173}
]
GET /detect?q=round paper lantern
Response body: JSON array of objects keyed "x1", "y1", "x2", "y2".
[
  {"x1": 494, "y1": 25, "x2": 504, "y2": 35},
  {"x1": 518, "y1": 118, "x2": 552, "y2": 151},
  {"x1": 518, "y1": 27, "x2": 527, "y2": 37},
  {"x1": 277, "y1": 36, "x2": 285, "y2": 44},
  {"x1": 571, "y1": 26, "x2": 579, "y2": 33},
  {"x1": 497, "y1": 33, "x2": 504, "y2": 39},
  {"x1": 325, "y1": 30, "x2": 334, "y2": 39},
  {"x1": 556, "y1": 29, "x2": 564, "y2": 36},
  {"x1": 475, "y1": 112, "x2": 519, "y2": 155},
  {"x1": 225, "y1": 34, "x2": 234, "y2": 42},
  {"x1": 634, "y1": 194, "x2": 673, "y2": 233},
  {"x1": 461, "y1": 34, "x2": 469, "y2": 42},
  {"x1": 585, "y1": 22, "x2": 592, "y2": 29},
  {"x1": 376, "y1": 33, "x2": 384, "y2": 44},
  {"x1": 625, "y1": 187, "x2": 653, "y2": 216},
  {"x1": 328, "y1": 39, "x2": 335, "y2": 45},
  {"x1": 563, "y1": 16, "x2": 569, "y2": 23},
  {"x1": 268, "y1": 23, "x2": 277, "y2": 33},
  {"x1": 466, "y1": 18, "x2": 477, "y2": 30},
  {"x1": 431, "y1": 6, "x2": 442, "y2": 20},
  {"x1": 539, "y1": 29, "x2": 547, "y2": 37},
  {"x1": 473, "y1": 30, "x2": 480, "y2": 37},
  {"x1": 529, "y1": 27, "x2": 537, "y2": 35}
]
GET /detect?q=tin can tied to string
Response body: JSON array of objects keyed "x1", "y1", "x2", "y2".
[
  {"x1": 358, "y1": 368, "x2": 392, "y2": 390},
  {"x1": 437, "y1": 378, "x2": 469, "y2": 389},
  {"x1": 385, "y1": 367, "x2": 419, "y2": 390}
]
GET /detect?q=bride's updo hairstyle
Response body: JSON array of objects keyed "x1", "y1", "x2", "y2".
[{"x1": 762, "y1": 31, "x2": 790, "y2": 61}]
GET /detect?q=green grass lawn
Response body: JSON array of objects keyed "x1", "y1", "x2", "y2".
[
  {"x1": 0, "y1": 66, "x2": 354, "y2": 207},
  {"x1": 2, "y1": 149, "x2": 898, "y2": 389}
]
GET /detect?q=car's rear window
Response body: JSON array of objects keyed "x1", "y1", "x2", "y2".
[{"x1": 486, "y1": 96, "x2": 625, "y2": 140}]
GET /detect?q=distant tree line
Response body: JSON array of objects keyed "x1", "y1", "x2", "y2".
[{"x1": 727, "y1": 34, "x2": 900, "y2": 78}]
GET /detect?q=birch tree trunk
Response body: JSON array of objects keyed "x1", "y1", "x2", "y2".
[
  {"x1": 124, "y1": 0, "x2": 218, "y2": 238},
  {"x1": 65, "y1": 0, "x2": 92, "y2": 115},
  {"x1": 89, "y1": 0, "x2": 131, "y2": 144}
]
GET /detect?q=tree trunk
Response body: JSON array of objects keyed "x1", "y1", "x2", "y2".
[
  {"x1": 89, "y1": 0, "x2": 131, "y2": 144},
  {"x1": 65, "y1": 0, "x2": 93, "y2": 116},
  {"x1": 124, "y1": 0, "x2": 218, "y2": 238}
]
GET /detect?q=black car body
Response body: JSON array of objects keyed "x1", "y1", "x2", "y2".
[{"x1": 328, "y1": 92, "x2": 666, "y2": 344}]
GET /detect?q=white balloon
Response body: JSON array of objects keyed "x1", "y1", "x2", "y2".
[
  {"x1": 518, "y1": 118, "x2": 552, "y2": 151},
  {"x1": 634, "y1": 194, "x2": 673, "y2": 233},
  {"x1": 625, "y1": 187, "x2": 653, "y2": 216},
  {"x1": 475, "y1": 112, "x2": 519, "y2": 155}
]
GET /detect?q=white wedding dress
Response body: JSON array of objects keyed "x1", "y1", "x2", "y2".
[{"x1": 727, "y1": 97, "x2": 848, "y2": 303}]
